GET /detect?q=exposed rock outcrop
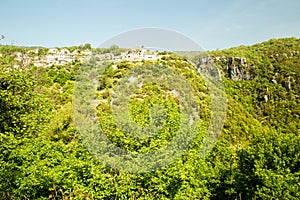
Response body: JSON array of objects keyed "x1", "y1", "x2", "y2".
[
  {"x1": 198, "y1": 56, "x2": 251, "y2": 81},
  {"x1": 226, "y1": 57, "x2": 250, "y2": 81},
  {"x1": 197, "y1": 57, "x2": 221, "y2": 80}
]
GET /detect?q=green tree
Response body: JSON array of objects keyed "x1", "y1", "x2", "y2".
[
  {"x1": 0, "y1": 66, "x2": 53, "y2": 196},
  {"x1": 236, "y1": 131, "x2": 300, "y2": 199}
]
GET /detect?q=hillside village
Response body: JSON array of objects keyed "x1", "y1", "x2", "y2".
[
  {"x1": 13, "y1": 48, "x2": 92, "y2": 68},
  {"x1": 10, "y1": 47, "x2": 162, "y2": 68}
]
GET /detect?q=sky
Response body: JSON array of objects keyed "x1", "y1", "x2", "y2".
[{"x1": 0, "y1": 0, "x2": 300, "y2": 50}]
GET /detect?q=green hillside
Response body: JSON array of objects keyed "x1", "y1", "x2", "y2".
[
  {"x1": 0, "y1": 38, "x2": 299, "y2": 199},
  {"x1": 210, "y1": 37, "x2": 300, "y2": 134}
]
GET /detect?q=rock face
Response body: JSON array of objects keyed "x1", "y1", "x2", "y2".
[
  {"x1": 198, "y1": 56, "x2": 251, "y2": 81},
  {"x1": 226, "y1": 57, "x2": 250, "y2": 81},
  {"x1": 198, "y1": 56, "x2": 293, "y2": 93},
  {"x1": 199, "y1": 57, "x2": 213, "y2": 65},
  {"x1": 197, "y1": 57, "x2": 221, "y2": 80}
]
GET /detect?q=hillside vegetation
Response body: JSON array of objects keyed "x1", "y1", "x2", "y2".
[{"x1": 0, "y1": 38, "x2": 299, "y2": 199}]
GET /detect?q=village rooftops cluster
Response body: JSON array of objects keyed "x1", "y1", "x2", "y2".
[
  {"x1": 94, "y1": 48, "x2": 162, "y2": 62},
  {"x1": 13, "y1": 47, "x2": 162, "y2": 68},
  {"x1": 14, "y1": 48, "x2": 92, "y2": 68}
]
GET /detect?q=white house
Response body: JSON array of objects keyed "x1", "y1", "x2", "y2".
[
  {"x1": 96, "y1": 53, "x2": 114, "y2": 61},
  {"x1": 81, "y1": 49, "x2": 92, "y2": 55},
  {"x1": 144, "y1": 54, "x2": 160, "y2": 60},
  {"x1": 14, "y1": 52, "x2": 32, "y2": 66},
  {"x1": 118, "y1": 48, "x2": 161, "y2": 62},
  {"x1": 14, "y1": 52, "x2": 24, "y2": 59}
]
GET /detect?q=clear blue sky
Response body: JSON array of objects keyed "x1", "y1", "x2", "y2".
[{"x1": 1, "y1": 0, "x2": 299, "y2": 50}]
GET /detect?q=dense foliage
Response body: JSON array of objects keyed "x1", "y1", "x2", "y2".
[{"x1": 0, "y1": 38, "x2": 299, "y2": 199}]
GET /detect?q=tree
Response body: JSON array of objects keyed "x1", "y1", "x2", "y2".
[
  {"x1": 236, "y1": 131, "x2": 300, "y2": 199},
  {"x1": 83, "y1": 43, "x2": 91, "y2": 49},
  {"x1": 0, "y1": 66, "x2": 53, "y2": 196},
  {"x1": 109, "y1": 44, "x2": 119, "y2": 50}
]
